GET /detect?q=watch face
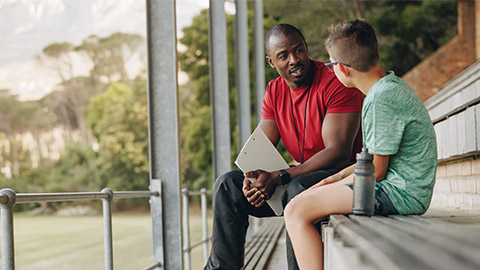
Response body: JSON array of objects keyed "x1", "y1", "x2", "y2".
[{"x1": 280, "y1": 170, "x2": 290, "y2": 185}]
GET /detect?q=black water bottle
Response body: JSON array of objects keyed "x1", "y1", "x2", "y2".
[{"x1": 353, "y1": 148, "x2": 375, "y2": 216}]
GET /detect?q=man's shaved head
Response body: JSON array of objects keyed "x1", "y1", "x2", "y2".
[{"x1": 265, "y1": 24, "x2": 306, "y2": 56}]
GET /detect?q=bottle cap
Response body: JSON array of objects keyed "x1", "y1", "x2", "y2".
[{"x1": 356, "y1": 147, "x2": 373, "y2": 161}]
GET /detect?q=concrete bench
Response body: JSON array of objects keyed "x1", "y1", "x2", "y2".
[
  {"x1": 243, "y1": 217, "x2": 285, "y2": 270},
  {"x1": 322, "y1": 214, "x2": 480, "y2": 270}
]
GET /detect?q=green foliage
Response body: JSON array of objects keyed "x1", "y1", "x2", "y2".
[
  {"x1": 0, "y1": 141, "x2": 98, "y2": 200},
  {"x1": 177, "y1": 1, "x2": 457, "y2": 190},
  {"x1": 178, "y1": 7, "x2": 282, "y2": 189},
  {"x1": 369, "y1": 0, "x2": 457, "y2": 75},
  {"x1": 0, "y1": 1, "x2": 460, "y2": 208},
  {"x1": 263, "y1": 0, "x2": 457, "y2": 76},
  {"x1": 88, "y1": 80, "x2": 149, "y2": 191},
  {"x1": 42, "y1": 42, "x2": 74, "y2": 58},
  {"x1": 76, "y1": 32, "x2": 144, "y2": 86}
]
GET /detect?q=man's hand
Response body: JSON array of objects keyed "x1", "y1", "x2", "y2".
[
  {"x1": 245, "y1": 169, "x2": 281, "y2": 200},
  {"x1": 242, "y1": 179, "x2": 265, "y2": 207}
]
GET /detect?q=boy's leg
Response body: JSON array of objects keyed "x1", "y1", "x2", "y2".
[
  {"x1": 283, "y1": 169, "x2": 339, "y2": 270},
  {"x1": 205, "y1": 170, "x2": 276, "y2": 270},
  {"x1": 284, "y1": 184, "x2": 353, "y2": 270}
]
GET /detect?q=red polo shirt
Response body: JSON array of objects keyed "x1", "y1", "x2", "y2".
[{"x1": 262, "y1": 60, "x2": 363, "y2": 163}]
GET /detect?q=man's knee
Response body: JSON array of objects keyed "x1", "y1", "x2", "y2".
[
  {"x1": 212, "y1": 170, "x2": 245, "y2": 207},
  {"x1": 213, "y1": 170, "x2": 242, "y2": 193}
]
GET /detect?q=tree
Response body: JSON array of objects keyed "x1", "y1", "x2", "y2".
[
  {"x1": 177, "y1": 1, "x2": 457, "y2": 189},
  {"x1": 38, "y1": 33, "x2": 146, "y2": 142},
  {"x1": 87, "y1": 79, "x2": 149, "y2": 191},
  {"x1": 0, "y1": 90, "x2": 53, "y2": 177},
  {"x1": 76, "y1": 32, "x2": 145, "y2": 91},
  {"x1": 178, "y1": 8, "x2": 281, "y2": 188},
  {"x1": 263, "y1": 0, "x2": 457, "y2": 75}
]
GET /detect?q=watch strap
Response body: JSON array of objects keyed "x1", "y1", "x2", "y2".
[{"x1": 280, "y1": 169, "x2": 291, "y2": 185}]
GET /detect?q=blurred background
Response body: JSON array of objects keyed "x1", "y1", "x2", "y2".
[{"x1": 0, "y1": 0, "x2": 458, "y2": 269}]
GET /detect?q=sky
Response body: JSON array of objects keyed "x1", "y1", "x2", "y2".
[{"x1": 0, "y1": 0, "x2": 210, "y2": 100}]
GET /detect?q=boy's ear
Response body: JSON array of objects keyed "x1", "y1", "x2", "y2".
[
  {"x1": 338, "y1": 63, "x2": 350, "y2": 77},
  {"x1": 266, "y1": 56, "x2": 275, "y2": 68}
]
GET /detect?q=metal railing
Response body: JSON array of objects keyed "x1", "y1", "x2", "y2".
[
  {"x1": 181, "y1": 188, "x2": 212, "y2": 270},
  {"x1": 0, "y1": 188, "x2": 161, "y2": 270}
]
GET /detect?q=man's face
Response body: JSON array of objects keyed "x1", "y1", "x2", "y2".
[{"x1": 266, "y1": 33, "x2": 311, "y2": 89}]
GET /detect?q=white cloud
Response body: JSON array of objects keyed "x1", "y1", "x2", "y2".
[{"x1": 14, "y1": 22, "x2": 34, "y2": 34}]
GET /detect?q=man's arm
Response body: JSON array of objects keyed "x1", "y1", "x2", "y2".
[
  {"x1": 248, "y1": 112, "x2": 361, "y2": 200},
  {"x1": 258, "y1": 119, "x2": 280, "y2": 147},
  {"x1": 286, "y1": 111, "x2": 361, "y2": 179}
]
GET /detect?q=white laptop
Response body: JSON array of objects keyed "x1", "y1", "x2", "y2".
[{"x1": 235, "y1": 127, "x2": 289, "y2": 216}]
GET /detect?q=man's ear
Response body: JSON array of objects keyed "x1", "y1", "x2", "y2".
[{"x1": 266, "y1": 56, "x2": 275, "y2": 68}]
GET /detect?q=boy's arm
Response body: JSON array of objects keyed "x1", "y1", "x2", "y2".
[
  {"x1": 312, "y1": 163, "x2": 355, "y2": 188},
  {"x1": 312, "y1": 153, "x2": 389, "y2": 188},
  {"x1": 373, "y1": 154, "x2": 389, "y2": 181}
]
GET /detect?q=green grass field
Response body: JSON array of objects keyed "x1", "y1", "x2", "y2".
[{"x1": 0, "y1": 210, "x2": 212, "y2": 270}]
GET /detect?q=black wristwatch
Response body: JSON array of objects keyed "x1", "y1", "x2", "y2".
[{"x1": 279, "y1": 169, "x2": 291, "y2": 185}]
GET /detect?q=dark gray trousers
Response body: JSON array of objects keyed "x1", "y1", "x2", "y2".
[{"x1": 204, "y1": 168, "x2": 338, "y2": 270}]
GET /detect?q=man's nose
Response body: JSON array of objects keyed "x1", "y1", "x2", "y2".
[{"x1": 288, "y1": 53, "x2": 299, "y2": 65}]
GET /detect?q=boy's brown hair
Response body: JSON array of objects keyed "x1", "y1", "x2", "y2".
[{"x1": 325, "y1": 19, "x2": 379, "y2": 72}]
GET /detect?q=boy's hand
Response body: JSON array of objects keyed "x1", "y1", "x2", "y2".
[
  {"x1": 242, "y1": 178, "x2": 265, "y2": 207},
  {"x1": 312, "y1": 173, "x2": 343, "y2": 188}
]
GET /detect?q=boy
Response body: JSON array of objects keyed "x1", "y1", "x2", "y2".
[{"x1": 284, "y1": 19, "x2": 437, "y2": 270}]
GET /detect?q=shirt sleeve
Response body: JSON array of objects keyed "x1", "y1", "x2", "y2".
[
  {"x1": 324, "y1": 77, "x2": 364, "y2": 114},
  {"x1": 363, "y1": 102, "x2": 404, "y2": 155},
  {"x1": 262, "y1": 81, "x2": 275, "y2": 120}
]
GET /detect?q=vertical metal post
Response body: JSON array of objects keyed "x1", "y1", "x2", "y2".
[
  {"x1": 200, "y1": 188, "x2": 209, "y2": 263},
  {"x1": 235, "y1": 0, "x2": 251, "y2": 146},
  {"x1": 146, "y1": 0, "x2": 182, "y2": 269},
  {"x1": 254, "y1": 0, "x2": 265, "y2": 124},
  {"x1": 209, "y1": 0, "x2": 232, "y2": 179},
  {"x1": 101, "y1": 188, "x2": 114, "y2": 270},
  {"x1": 0, "y1": 189, "x2": 16, "y2": 270},
  {"x1": 182, "y1": 189, "x2": 191, "y2": 270}
]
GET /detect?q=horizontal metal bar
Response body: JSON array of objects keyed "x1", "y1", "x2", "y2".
[
  {"x1": 142, "y1": 262, "x2": 162, "y2": 270},
  {"x1": 181, "y1": 190, "x2": 212, "y2": 196},
  {"x1": 183, "y1": 237, "x2": 212, "y2": 252},
  {"x1": 9, "y1": 190, "x2": 158, "y2": 204},
  {"x1": 15, "y1": 192, "x2": 107, "y2": 204},
  {"x1": 113, "y1": 191, "x2": 159, "y2": 199}
]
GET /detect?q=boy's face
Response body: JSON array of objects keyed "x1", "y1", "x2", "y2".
[
  {"x1": 266, "y1": 33, "x2": 311, "y2": 89},
  {"x1": 329, "y1": 55, "x2": 354, "y2": 88}
]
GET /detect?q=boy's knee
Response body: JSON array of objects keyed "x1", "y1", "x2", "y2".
[{"x1": 284, "y1": 198, "x2": 302, "y2": 228}]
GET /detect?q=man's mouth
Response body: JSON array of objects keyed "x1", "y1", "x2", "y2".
[{"x1": 289, "y1": 65, "x2": 304, "y2": 76}]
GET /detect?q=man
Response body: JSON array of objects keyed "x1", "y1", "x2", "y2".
[{"x1": 204, "y1": 24, "x2": 364, "y2": 270}]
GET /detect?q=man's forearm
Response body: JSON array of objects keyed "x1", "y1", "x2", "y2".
[{"x1": 286, "y1": 146, "x2": 352, "y2": 179}]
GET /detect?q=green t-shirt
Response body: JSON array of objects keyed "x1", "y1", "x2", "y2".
[{"x1": 362, "y1": 71, "x2": 437, "y2": 215}]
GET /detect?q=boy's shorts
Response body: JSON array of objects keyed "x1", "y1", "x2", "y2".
[{"x1": 346, "y1": 183, "x2": 398, "y2": 216}]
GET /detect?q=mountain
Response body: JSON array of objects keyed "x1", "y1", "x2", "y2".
[{"x1": 0, "y1": 0, "x2": 208, "y2": 100}]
